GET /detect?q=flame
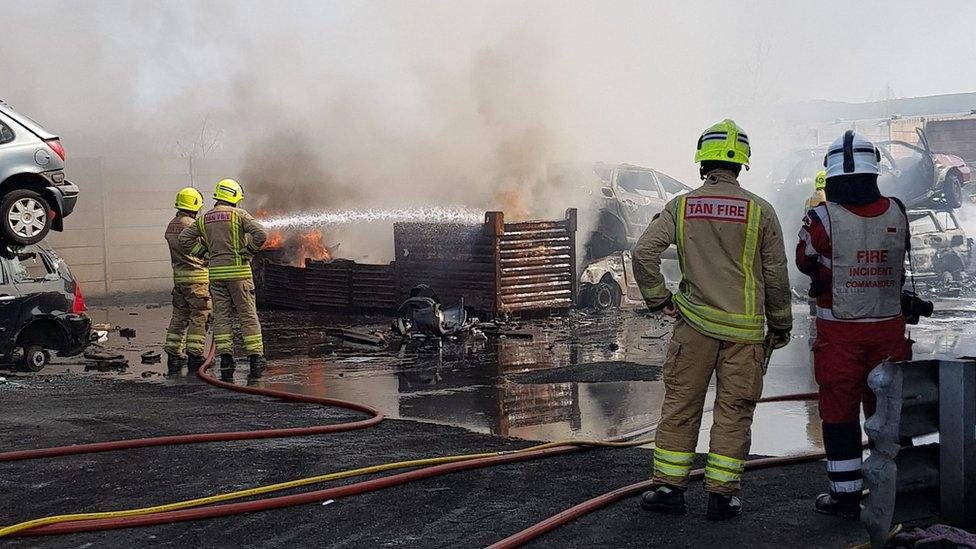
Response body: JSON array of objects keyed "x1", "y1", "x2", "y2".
[
  {"x1": 263, "y1": 230, "x2": 284, "y2": 249},
  {"x1": 495, "y1": 186, "x2": 531, "y2": 220},
  {"x1": 295, "y1": 228, "x2": 331, "y2": 264}
]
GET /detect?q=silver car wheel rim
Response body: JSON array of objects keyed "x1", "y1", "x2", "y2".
[{"x1": 8, "y1": 198, "x2": 47, "y2": 238}]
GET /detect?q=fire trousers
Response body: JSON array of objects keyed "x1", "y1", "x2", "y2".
[
  {"x1": 210, "y1": 278, "x2": 264, "y2": 357},
  {"x1": 652, "y1": 319, "x2": 766, "y2": 495},
  {"x1": 813, "y1": 318, "x2": 911, "y2": 499},
  {"x1": 164, "y1": 283, "x2": 211, "y2": 358}
]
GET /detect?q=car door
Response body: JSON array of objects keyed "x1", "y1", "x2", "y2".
[{"x1": 0, "y1": 253, "x2": 23, "y2": 359}]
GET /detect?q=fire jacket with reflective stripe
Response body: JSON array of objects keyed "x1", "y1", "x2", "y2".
[
  {"x1": 179, "y1": 204, "x2": 268, "y2": 281},
  {"x1": 633, "y1": 169, "x2": 792, "y2": 343},
  {"x1": 796, "y1": 197, "x2": 910, "y2": 323},
  {"x1": 165, "y1": 213, "x2": 208, "y2": 285}
]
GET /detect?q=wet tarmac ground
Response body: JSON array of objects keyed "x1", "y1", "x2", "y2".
[{"x1": 39, "y1": 296, "x2": 976, "y2": 458}]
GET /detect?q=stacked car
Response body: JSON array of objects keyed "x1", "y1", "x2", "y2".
[{"x1": 0, "y1": 101, "x2": 88, "y2": 371}]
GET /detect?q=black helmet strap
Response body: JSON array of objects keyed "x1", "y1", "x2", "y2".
[{"x1": 842, "y1": 130, "x2": 855, "y2": 174}]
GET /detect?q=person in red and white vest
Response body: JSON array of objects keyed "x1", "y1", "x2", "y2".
[{"x1": 796, "y1": 130, "x2": 912, "y2": 519}]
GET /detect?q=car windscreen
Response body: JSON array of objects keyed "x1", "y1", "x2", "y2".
[
  {"x1": 616, "y1": 169, "x2": 662, "y2": 197},
  {"x1": 879, "y1": 142, "x2": 924, "y2": 168},
  {"x1": 9, "y1": 249, "x2": 58, "y2": 282},
  {"x1": 910, "y1": 214, "x2": 938, "y2": 235},
  {"x1": 655, "y1": 171, "x2": 691, "y2": 196},
  {"x1": 934, "y1": 211, "x2": 959, "y2": 230}
]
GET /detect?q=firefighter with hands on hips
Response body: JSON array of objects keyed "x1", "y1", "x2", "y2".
[
  {"x1": 179, "y1": 178, "x2": 268, "y2": 381},
  {"x1": 634, "y1": 119, "x2": 793, "y2": 520},
  {"x1": 163, "y1": 187, "x2": 211, "y2": 375},
  {"x1": 796, "y1": 131, "x2": 912, "y2": 519}
]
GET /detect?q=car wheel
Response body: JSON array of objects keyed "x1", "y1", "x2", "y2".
[
  {"x1": 589, "y1": 281, "x2": 621, "y2": 312},
  {"x1": 0, "y1": 190, "x2": 52, "y2": 245},
  {"x1": 943, "y1": 173, "x2": 963, "y2": 209},
  {"x1": 21, "y1": 345, "x2": 49, "y2": 372}
]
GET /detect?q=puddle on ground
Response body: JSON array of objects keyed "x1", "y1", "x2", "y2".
[{"x1": 21, "y1": 298, "x2": 976, "y2": 457}]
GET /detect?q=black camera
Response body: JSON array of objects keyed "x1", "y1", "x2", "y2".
[{"x1": 901, "y1": 290, "x2": 934, "y2": 325}]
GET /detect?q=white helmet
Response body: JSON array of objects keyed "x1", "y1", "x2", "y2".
[{"x1": 823, "y1": 130, "x2": 881, "y2": 178}]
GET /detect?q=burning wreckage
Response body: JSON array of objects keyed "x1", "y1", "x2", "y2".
[
  {"x1": 254, "y1": 162, "x2": 698, "y2": 322},
  {"x1": 255, "y1": 209, "x2": 580, "y2": 332}
]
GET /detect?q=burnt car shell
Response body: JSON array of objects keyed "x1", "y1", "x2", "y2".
[
  {"x1": 906, "y1": 209, "x2": 972, "y2": 281},
  {"x1": 0, "y1": 243, "x2": 90, "y2": 370},
  {"x1": 578, "y1": 250, "x2": 680, "y2": 310},
  {"x1": 773, "y1": 128, "x2": 972, "y2": 213}
]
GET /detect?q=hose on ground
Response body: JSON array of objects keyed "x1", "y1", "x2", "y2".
[
  {"x1": 0, "y1": 345, "x2": 824, "y2": 541},
  {"x1": 0, "y1": 345, "x2": 655, "y2": 538},
  {"x1": 0, "y1": 345, "x2": 383, "y2": 463}
]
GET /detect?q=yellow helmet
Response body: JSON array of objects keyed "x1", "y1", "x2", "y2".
[
  {"x1": 175, "y1": 187, "x2": 204, "y2": 212},
  {"x1": 213, "y1": 178, "x2": 244, "y2": 205},
  {"x1": 694, "y1": 118, "x2": 751, "y2": 168},
  {"x1": 814, "y1": 170, "x2": 827, "y2": 191}
]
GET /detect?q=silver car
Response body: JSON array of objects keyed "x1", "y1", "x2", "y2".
[{"x1": 0, "y1": 101, "x2": 79, "y2": 244}]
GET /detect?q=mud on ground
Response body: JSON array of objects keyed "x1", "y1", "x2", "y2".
[{"x1": 0, "y1": 375, "x2": 866, "y2": 548}]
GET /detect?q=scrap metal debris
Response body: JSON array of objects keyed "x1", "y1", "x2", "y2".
[
  {"x1": 326, "y1": 327, "x2": 387, "y2": 346},
  {"x1": 394, "y1": 284, "x2": 478, "y2": 338},
  {"x1": 84, "y1": 346, "x2": 129, "y2": 371}
]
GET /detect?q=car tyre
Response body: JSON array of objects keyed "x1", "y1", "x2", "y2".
[
  {"x1": 21, "y1": 345, "x2": 49, "y2": 372},
  {"x1": 0, "y1": 190, "x2": 52, "y2": 245},
  {"x1": 590, "y1": 281, "x2": 621, "y2": 312},
  {"x1": 943, "y1": 173, "x2": 963, "y2": 209}
]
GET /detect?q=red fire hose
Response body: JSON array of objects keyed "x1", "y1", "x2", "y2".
[
  {"x1": 0, "y1": 346, "x2": 383, "y2": 463},
  {"x1": 2, "y1": 347, "x2": 827, "y2": 544},
  {"x1": 486, "y1": 449, "x2": 827, "y2": 549}
]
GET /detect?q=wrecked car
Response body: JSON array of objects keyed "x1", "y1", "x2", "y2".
[
  {"x1": 878, "y1": 129, "x2": 971, "y2": 209},
  {"x1": 548, "y1": 162, "x2": 692, "y2": 261},
  {"x1": 578, "y1": 250, "x2": 680, "y2": 311},
  {"x1": 907, "y1": 209, "x2": 973, "y2": 283},
  {"x1": 772, "y1": 128, "x2": 971, "y2": 213},
  {"x1": 0, "y1": 243, "x2": 90, "y2": 372}
]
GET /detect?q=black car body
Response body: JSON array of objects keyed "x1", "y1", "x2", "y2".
[{"x1": 0, "y1": 243, "x2": 90, "y2": 371}]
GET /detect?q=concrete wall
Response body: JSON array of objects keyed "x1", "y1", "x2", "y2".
[{"x1": 46, "y1": 157, "x2": 242, "y2": 298}]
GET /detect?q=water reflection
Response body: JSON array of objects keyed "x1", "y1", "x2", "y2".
[{"x1": 60, "y1": 300, "x2": 976, "y2": 457}]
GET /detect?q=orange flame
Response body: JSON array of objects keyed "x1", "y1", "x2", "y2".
[
  {"x1": 295, "y1": 228, "x2": 331, "y2": 264},
  {"x1": 263, "y1": 230, "x2": 284, "y2": 250}
]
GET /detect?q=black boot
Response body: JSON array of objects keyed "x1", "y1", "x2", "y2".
[
  {"x1": 814, "y1": 493, "x2": 860, "y2": 519},
  {"x1": 186, "y1": 354, "x2": 205, "y2": 374},
  {"x1": 166, "y1": 353, "x2": 184, "y2": 375},
  {"x1": 248, "y1": 355, "x2": 266, "y2": 379},
  {"x1": 639, "y1": 485, "x2": 687, "y2": 515},
  {"x1": 706, "y1": 492, "x2": 742, "y2": 521},
  {"x1": 219, "y1": 354, "x2": 235, "y2": 381}
]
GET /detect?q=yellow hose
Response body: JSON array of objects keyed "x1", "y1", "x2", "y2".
[{"x1": 0, "y1": 437, "x2": 653, "y2": 538}]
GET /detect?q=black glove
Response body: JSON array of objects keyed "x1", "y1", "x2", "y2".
[
  {"x1": 646, "y1": 293, "x2": 674, "y2": 314},
  {"x1": 767, "y1": 327, "x2": 791, "y2": 350}
]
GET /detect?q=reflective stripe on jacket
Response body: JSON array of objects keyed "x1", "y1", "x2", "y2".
[
  {"x1": 178, "y1": 204, "x2": 268, "y2": 281},
  {"x1": 633, "y1": 169, "x2": 793, "y2": 343},
  {"x1": 165, "y1": 213, "x2": 208, "y2": 285}
]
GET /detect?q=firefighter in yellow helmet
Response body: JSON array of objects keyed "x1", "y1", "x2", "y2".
[
  {"x1": 805, "y1": 170, "x2": 828, "y2": 212},
  {"x1": 164, "y1": 187, "x2": 211, "y2": 375},
  {"x1": 633, "y1": 119, "x2": 792, "y2": 520},
  {"x1": 179, "y1": 179, "x2": 268, "y2": 381}
]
